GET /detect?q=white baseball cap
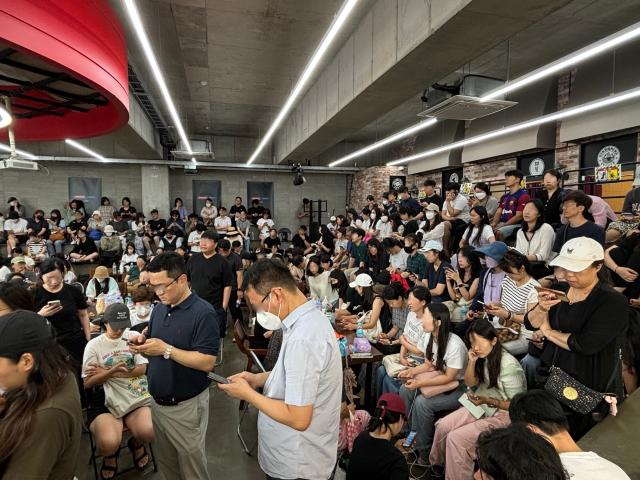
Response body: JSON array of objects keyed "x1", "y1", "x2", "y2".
[
  {"x1": 425, "y1": 203, "x2": 440, "y2": 212},
  {"x1": 549, "y1": 237, "x2": 604, "y2": 272},
  {"x1": 330, "y1": 216, "x2": 336, "y2": 222},
  {"x1": 349, "y1": 273, "x2": 374, "y2": 289},
  {"x1": 419, "y1": 240, "x2": 444, "y2": 253}
]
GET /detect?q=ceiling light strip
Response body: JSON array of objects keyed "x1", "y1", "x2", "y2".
[
  {"x1": 123, "y1": 0, "x2": 192, "y2": 154},
  {"x1": 328, "y1": 118, "x2": 437, "y2": 167},
  {"x1": 481, "y1": 20, "x2": 640, "y2": 101},
  {"x1": 329, "y1": 21, "x2": 640, "y2": 167},
  {"x1": 65, "y1": 139, "x2": 106, "y2": 161},
  {"x1": 387, "y1": 86, "x2": 640, "y2": 166},
  {"x1": 0, "y1": 143, "x2": 37, "y2": 160},
  {"x1": 246, "y1": 0, "x2": 359, "y2": 165}
]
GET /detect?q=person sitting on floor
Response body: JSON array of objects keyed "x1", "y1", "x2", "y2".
[
  {"x1": 69, "y1": 229, "x2": 99, "y2": 263},
  {"x1": 85, "y1": 266, "x2": 121, "y2": 300},
  {"x1": 82, "y1": 303, "x2": 154, "y2": 479}
]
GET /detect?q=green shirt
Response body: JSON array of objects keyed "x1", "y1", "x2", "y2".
[{"x1": 350, "y1": 241, "x2": 368, "y2": 266}]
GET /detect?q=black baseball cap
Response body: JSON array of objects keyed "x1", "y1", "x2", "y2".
[
  {"x1": 0, "y1": 310, "x2": 55, "y2": 356},
  {"x1": 103, "y1": 303, "x2": 131, "y2": 330},
  {"x1": 201, "y1": 230, "x2": 219, "y2": 241}
]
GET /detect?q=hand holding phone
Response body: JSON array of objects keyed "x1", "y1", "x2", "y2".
[
  {"x1": 208, "y1": 372, "x2": 231, "y2": 384},
  {"x1": 534, "y1": 286, "x2": 569, "y2": 302}
]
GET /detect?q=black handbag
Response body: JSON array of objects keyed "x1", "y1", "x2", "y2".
[{"x1": 544, "y1": 344, "x2": 621, "y2": 415}]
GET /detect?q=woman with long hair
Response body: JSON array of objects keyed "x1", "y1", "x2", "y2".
[
  {"x1": 347, "y1": 393, "x2": 409, "y2": 480},
  {"x1": 377, "y1": 287, "x2": 431, "y2": 395},
  {"x1": 0, "y1": 311, "x2": 83, "y2": 478},
  {"x1": 99, "y1": 196, "x2": 116, "y2": 221},
  {"x1": 365, "y1": 238, "x2": 390, "y2": 283},
  {"x1": 460, "y1": 205, "x2": 495, "y2": 249},
  {"x1": 306, "y1": 256, "x2": 335, "y2": 303},
  {"x1": 420, "y1": 205, "x2": 446, "y2": 246},
  {"x1": 445, "y1": 246, "x2": 482, "y2": 336},
  {"x1": 119, "y1": 197, "x2": 137, "y2": 222},
  {"x1": 398, "y1": 303, "x2": 468, "y2": 465},
  {"x1": 516, "y1": 199, "x2": 556, "y2": 279},
  {"x1": 428, "y1": 319, "x2": 526, "y2": 480}
]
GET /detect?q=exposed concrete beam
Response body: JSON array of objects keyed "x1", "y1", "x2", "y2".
[{"x1": 274, "y1": 0, "x2": 573, "y2": 165}]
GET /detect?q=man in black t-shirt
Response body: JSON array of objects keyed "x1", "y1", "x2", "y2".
[
  {"x1": 186, "y1": 230, "x2": 233, "y2": 336},
  {"x1": 291, "y1": 225, "x2": 314, "y2": 254},
  {"x1": 263, "y1": 228, "x2": 282, "y2": 255},
  {"x1": 146, "y1": 209, "x2": 166, "y2": 251},
  {"x1": 248, "y1": 199, "x2": 265, "y2": 225},
  {"x1": 553, "y1": 190, "x2": 605, "y2": 253},
  {"x1": 229, "y1": 196, "x2": 247, "y2": 227},
  {"x1": 218, "y1": 239, "x2": 244, "y2": 324}
]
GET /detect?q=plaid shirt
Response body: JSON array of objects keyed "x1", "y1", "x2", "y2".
[{"x1": 406, "y1": 252, "x2": 428, "y2": 280}]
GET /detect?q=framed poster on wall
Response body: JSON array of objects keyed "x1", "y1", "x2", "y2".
[
  {"x1": 247, "y1": 181, "x2": 274, "y2": 214},
  {"x1": 192, "y1": 180, "x2": 221, "y2": 214},
  {"x1": 581, "y1": 133, "x2": 637, "y2": 173},
  {"x1": 389, "y1": 176, "x2": 406, "y2": 192},
  {"x1": 442, "y1": 168, "x2": 463, "y2": 193},
  {"x1": 517, "y1": 151, "x2": 555, "y2": 179},
  {"x1": 68, "y1": 177, "x2": 102, "y2": 214}
]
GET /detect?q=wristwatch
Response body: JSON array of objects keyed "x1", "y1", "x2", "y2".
[{"x1": 163, "y1": 345, "x2": 173, "y2": 360}]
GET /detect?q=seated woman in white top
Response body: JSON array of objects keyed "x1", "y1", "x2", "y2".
[
  {"x1": 376, "y1": 214, "x2": 393, "y2": 240},
  {"x1": 460, "y1": 206, "x2": 495, "y2": 249},
  {"x1": 419, "y1": 205, "x2": 446, "y2": 246},
  {"x1": 515, "y1": 199, "x2": 555, "y2": 264},
  {"x1": 484, "y1": 249, "x2": 539, "y2": 356},
  {"x1": 257, "y1": 210, "x2": 275, "y2": 240},
  {"x1": 306, "y1": 256, "x2": 336, "y2": 303}
]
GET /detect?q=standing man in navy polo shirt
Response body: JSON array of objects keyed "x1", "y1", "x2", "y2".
[
  {"x1": 187, "y1": 230, "x2": 233, "y2": 337},
  {"x1": 130, "y1": 252, "x2": 218, "y2": 480}
]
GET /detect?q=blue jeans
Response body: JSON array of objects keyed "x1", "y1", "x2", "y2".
[
  {"x1": 521, "y1": 354, "x2": 543, "y2": 388},
  {"x1": 497, "y1": 223, "x2": 520, "y2": 240},
  {"x1": 399, "y1": 384, "x2": 464, "y2": 452}
]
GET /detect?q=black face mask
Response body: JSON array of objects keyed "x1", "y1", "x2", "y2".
[{"x1": 404, "y1": 246, "x2": 414, "y2": 254}]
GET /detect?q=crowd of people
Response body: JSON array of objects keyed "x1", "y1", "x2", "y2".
[{"x1": 0, "y1": 170, "x2": 638, "y2": 480}]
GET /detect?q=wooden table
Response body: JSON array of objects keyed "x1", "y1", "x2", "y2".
[{"x1": 343, "y1": 345, "x2": 384, "y2": 411}]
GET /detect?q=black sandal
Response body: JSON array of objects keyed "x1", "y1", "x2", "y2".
[
  {"x1": 99, "y1": 451, "x2": 119, "y2": 480},
  {"x1": 127, "y1": 437, "x2": 150, "y2": 471}
]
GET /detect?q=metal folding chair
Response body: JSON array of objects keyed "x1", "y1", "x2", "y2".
[{"x1": 233, "y1": 320, "x2": 267, "y2": 455}]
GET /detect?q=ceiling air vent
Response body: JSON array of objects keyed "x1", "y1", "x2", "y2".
[
  {"x1": 171, "y1": 139, "x2": 215, "y2": 161},
  {"x1": 418, "y1": 75, "x2": 517, "y2": 121},
  {"x1": 417, "y1": 95, "x2": 516, "y2": 121}
]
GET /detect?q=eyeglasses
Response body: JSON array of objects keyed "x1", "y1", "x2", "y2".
[{"x1": 150, "y1": 275, "x2": 181, "y2": 294}]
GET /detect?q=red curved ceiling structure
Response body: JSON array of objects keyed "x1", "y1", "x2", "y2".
[{"x1": 0, "y1": 0, "x2": 129, "y2": 141}]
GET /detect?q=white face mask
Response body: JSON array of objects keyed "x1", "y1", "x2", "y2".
[
  {"x1": 256, "y1": 294, "x2": 283, "y2": 331},
  {"x1": 475, "y1": 191, "x2": 487, "y2": 200},
  {"x1": 383, "y1": 200, "x2": 389, "y2": 206},
  {"x1": 381, "y1": 216, "x2": 389, "y2": 223},
  {"x1": 370, "y1": 213, "x2": 376, "y2": 220},
  {"x1": 206, "y1": 202, "x2": 212, "y2": 207},
  {"x1": 425, "y1": 211, "x2": 435, "y2": 220},
  {"x1": 135, "y1": 304, "x2": 151, "y2": 318},
  {"x1": 105, "y1": 232, "x2": 113, "y2": 237},
  {"x1": 485, "y1": 256, "x2": 498, "y2": 269}
]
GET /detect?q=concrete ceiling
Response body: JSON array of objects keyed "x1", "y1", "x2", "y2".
[
  {"x1": 112, "y1": 0, "x2": 372, "y2": 138},
  {"x1": 341, "y1": 0, "x2": 640, "y2": 153}
]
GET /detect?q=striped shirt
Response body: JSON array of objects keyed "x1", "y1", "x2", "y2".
[
  {"x1": 500, "y1": 276, "x2": 539, "y2": 314},
  {"x1": 391, "y1": 306, "x2": 410, "y2": 333},
  {"x1": 26, "y1": 239, "x2": 47, "y2": 257}
]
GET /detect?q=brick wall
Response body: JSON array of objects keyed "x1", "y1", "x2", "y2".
[{"x1": 348, "y1": 166, "x2": 404, "y2": 208}]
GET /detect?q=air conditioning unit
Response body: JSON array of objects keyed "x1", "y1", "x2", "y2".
[
  {"x1": 0, "y1": 158, "x2": 39, "y2": 171},
  {"x1": 172, "y1": 139, "x2": 215, "y2": 161},
  {"x1": 418, "y1": 75, "x2": 517, "y2": 121}
]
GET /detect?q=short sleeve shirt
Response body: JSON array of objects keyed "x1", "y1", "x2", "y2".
[
  {"x1": 259, "y1": 301, "x2": 342, "y2": 479},
  {"x1": 402, "y1": 311, "x2": 425, "y2": 346},
  {"x1": 417, "y1": 332, "x2": 468, "y2": 380},
  {"x1": 146, "y1": 293, "x2": 220, "y2": 400},
  {"x1": 425, "y1": 261, "x2": 451, "y2": 302},
  {"x1": 452, "y1": 194, "x2": 471, "y2": 222},
  {"x1": 499, "y1": 189, "x2": 530, "y2": 223}
]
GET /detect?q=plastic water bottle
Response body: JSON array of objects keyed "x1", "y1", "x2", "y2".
[
  {"x1": 315, "y1": 297, "x2": 322, "y2": 311},
  {"x1": 460, "y1": 304, "x2": 468, "y2": 318},
  {"x1": 356, "y1": 320, "x2": 364, "y2": 338},
  {"x1": 125, "y1": 295, "x2": 133, "y2": 308},
  {"x1": 112, "y1": 262, "x2": 117, "y2": 275}
]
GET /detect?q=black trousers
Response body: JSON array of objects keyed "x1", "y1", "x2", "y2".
[
  {"x1": 228, "y1": 289, "x2": 244, "y2": 324},
  {"x1": 609, "y1": 246, "x2": 640, "y2": 298}
]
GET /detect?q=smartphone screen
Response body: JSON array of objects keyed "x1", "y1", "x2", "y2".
[
  {"x1": 207, "y1": 372, "x2": 231, "y2": 384},
  {"x1": 403, "y1": 431, "x2": 417, "y2": 448}
]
